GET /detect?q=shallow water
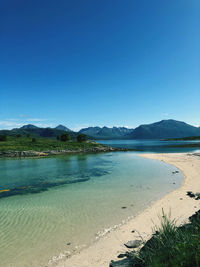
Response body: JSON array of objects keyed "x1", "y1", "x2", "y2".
[{"x1": 0, "y1": 152, "x2": 183, "y2": 266}]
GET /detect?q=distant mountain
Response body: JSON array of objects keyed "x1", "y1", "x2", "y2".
[
  {"x1": 0, "y1": 125, "x2": 78, "y2": 139},
  {"x1": 55, "y1": 125, "x2": 72, "y2": 132},
  {"x1": 79, "y1": 127, "x2": 101, "y2": 137},
  {"x1": 79, "y1": 120, "x2": 200, "y2": 140},
  {"x1": 79, "y1": 126, "x2": 133, "y2": 139},
  {"x1": 20, "y1": 124, "x2": 39, "y2": 129},
  {"x1": 126, "y1": 120, "x2": 200, "y2": 139},
  {"x1": 1, "y1": 120, "x2": 199, "y2": 140}
]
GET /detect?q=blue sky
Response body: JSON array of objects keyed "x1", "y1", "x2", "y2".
[{"x1": 0, "y1": 0, "x2": 199, "y2": 130}]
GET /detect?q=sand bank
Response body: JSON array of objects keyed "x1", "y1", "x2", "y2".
[{"x1": 57, "y1": 153, "x2": 200, "y2": 267}]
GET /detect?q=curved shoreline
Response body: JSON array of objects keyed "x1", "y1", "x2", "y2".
[
  {"x1": 0, "y1": 147, "x2": 135, "y2": 158},
  {"x1": 56, "y1": 153, "x2": 200, "y2": 267}
]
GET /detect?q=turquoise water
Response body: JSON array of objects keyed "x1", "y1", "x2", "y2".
[
  {"x1": 98, "y1": 139, "x2": 200, "y2": 153},
  {"x1": 0, "y1": 152, "x2": 183, "y2": 266}
]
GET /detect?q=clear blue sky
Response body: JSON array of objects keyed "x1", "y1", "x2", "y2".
[{"x1": 0, "y1": 0, "x2": 199, "y2": 130}]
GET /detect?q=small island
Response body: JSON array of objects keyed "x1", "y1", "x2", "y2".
[
  {"x1": 163, "y1": 136, "x2": 200, "y2": 149},
  {"x1": 164, "y1": 136, "x2": 200, "y2": 141}
]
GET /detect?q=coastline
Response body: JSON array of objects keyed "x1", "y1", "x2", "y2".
[
  {"x1": 56, "y1": 153, "x2": 200, "y2": 267},
  {"x1": 0, "y1": 147, "x2": 134, "y2": 158}
]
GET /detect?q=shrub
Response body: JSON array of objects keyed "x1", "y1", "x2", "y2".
[
  {"x1": 60, "y1": 133, "x2": 71, "y2": 142},
  {"x1": 0, "y1": 135, "x2": 7, "y2": 142},
  {"x1": 77, "y1": 134, "x2": 87, "y2": 142},
  {"x1": 17, "y1": 134, "x2": 22, "y2": 138},
  {"x1": 129, "y1": 210, "x2": 200, "y2": 267},
  {"x1": 32, "y1": 138, "x2": 36, "y2": 143}
]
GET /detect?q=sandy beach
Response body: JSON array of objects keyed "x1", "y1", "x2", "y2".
[{"x1": 57, "y1": 153, "x2": 200, "y2": 267}]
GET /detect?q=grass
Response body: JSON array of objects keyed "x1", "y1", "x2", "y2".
[
  {"x1": 0, "y1": 136, "x2": 104, "y2": 152},
  {"x1": 128, "y1": 210, "x2": 200, "y2": 267}
]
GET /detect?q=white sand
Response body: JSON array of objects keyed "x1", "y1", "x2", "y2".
[{"x1": 57, "y1": 153, "x2": 200, "y2": 267}]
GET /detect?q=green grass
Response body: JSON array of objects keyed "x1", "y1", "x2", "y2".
[
  {"x1": 0, "y1": 136, "x2": 104, "y2": 152},
  {"x1": 128, "y1": 210, "x2": 200, "y2": 267}
]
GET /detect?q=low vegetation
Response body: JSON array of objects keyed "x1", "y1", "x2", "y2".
[
  {"x1": 0, "y1": 134, "x2": 7, "y2": 142},
  {"x1": 77, "y1": 133, "x2": 87, "y2": 142},
  {"x1": 59, "y1": 133, "x2": 71, "y2": 142},
  {"x1": 0, "y1": 135, "x2": 100, "y2": 152},
  {"x1": 116, "y1": 210, "x2": 200, "y2": 267}
]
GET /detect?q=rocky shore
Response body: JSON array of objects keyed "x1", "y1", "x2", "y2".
[{"x1": 0, "y1": 146, "x2": 133, "y2": 158}]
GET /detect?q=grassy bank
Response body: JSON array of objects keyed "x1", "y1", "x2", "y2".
[
  {"x1": 0, "y1": 136, "x2": 106, "y2": 152},
  {"x1": 111, "y1": 209, "x2": 200, "y2": 267},
  {"x1": 0, "y1": 136, "x2": 135, "y2": 158}
]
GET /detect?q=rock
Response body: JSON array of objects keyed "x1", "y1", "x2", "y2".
[
  {"x1": 0, "y1": 146, "x2": 133, "y2": 158},
  {"x1": 187, "y1": 191, "x2": 195, "y2": 198},
  {"x1": 195, "y1": 193, "x2": 200, "y2": 200},
  {"x1": 124, "y1": 240, "x2": 142, "y2": 248},
  {"x1": 110, "y1": 258, "x2": 133, "y2": 267},
  {"x1": 117, "y1": 253, "x2": 127, "y2": 258},
  {"x1": 172, "y1": 170, "x2": 179, "y2": 174}
]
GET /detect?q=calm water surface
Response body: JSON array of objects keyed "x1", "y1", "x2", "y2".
[
  {"x1": 0, "y1": 152, "x2": 183, "y2": 266},
  {"x1": 99, "y1": 139, "x2": 200, "y2": 153}
]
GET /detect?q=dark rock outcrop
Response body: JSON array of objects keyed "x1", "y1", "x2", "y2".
[
  {"x1": 110, "y1": 258, "x2": 133, "y2": 267},
  {"x1": 0, "y1": 147, "x2": 133, "y2": 158},
  {"x1": 124, "y1": 240, "x2": 142, "y2": 249}
]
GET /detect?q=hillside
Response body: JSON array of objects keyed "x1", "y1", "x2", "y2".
[
  {"x1": 79, "y1": 120, "x2": 200, "y2": 140},
  {"x1": 1, "y1": 120, "x2": 199, "y2": 140},
  {"x1": 0, "y1": 124, "x2": 78, "y2": 139},
  {"x1": 79, "y1": 126, "x2": 133, "y2": 139},
  {"x1": 55, "y1": 125, "x2": 72, "y2": 132},
  {"x1": 126, "y1": 120, "x2": 200, "y2": 139}
]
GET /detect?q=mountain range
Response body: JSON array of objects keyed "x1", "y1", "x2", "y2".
[
  {"x1": 79, "y1": 126, "x2": 133, "y2": 139},
  {"x1": 79, "y1": 120, "x2": 200, "y2": 139},
  {"x1": 126, "y1": 120, "x2": 200, "y2": 139},
  {"x1": 0, "y1": 124, "x2": 78, "y2": 139},
  {"x1": 0, "y1": 120, "x2": 200, "y2": 140},
  {"x1": 80, "y1": 120, "x2": 200, "y2": 139}
]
